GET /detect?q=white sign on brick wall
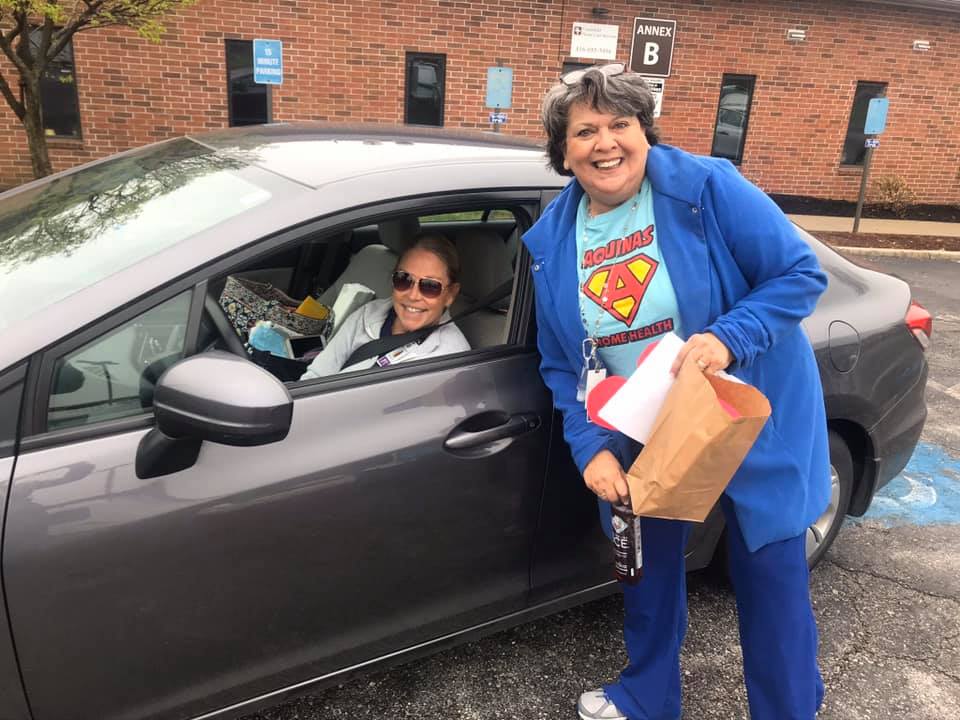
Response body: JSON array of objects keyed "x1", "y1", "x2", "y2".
[
  {"x1": 570, "y1": 22, "x2": 619, "y2": 60},
  {"x1": 641, "y1": 77, "x2": 665, "y2": 118}
]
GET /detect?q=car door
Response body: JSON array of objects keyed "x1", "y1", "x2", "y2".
[
  {"x1": 0, "y1": 364, "x2": 31, "y2": 720},
  {"x1": 525, "y1": 189, "x2": 616, "y2": 602},
  {"x1": 2, "y1": 204, "x2": 552, "y2": 720}
]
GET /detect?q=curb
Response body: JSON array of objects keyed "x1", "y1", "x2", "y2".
[{"x1": 831, "y1": 246, "x2": 960, "y2": 260}]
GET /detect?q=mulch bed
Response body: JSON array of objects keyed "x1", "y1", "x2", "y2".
[
  {"x1": 771, "y1": 194, "x2": 960, "y2": 223},
  {"x1": 814, "y1": 232, "x2": 960, "y2": 252},
  {"x1": 771, "y1": 194, "x2": 960, "y2": 251}
]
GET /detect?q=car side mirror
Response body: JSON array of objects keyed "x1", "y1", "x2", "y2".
[
  {"x1": 52, "y1": 361, "x2": 86, "y2": 395},
  {"x1": 136, "y1": 351, "x2": 293, "y2": 479}
]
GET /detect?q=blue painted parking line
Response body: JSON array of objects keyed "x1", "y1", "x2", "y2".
[{"x1": 855, "y1": 441, "x2": 960, "y2": 526}]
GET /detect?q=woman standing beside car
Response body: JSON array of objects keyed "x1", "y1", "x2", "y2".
[{"x1": 523, "y1": 64, "x2": 831, "y2": 720}]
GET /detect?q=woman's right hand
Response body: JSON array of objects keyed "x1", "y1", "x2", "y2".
[{"x1": 583, "y1": 449, "x2": 630, "y2": 504}]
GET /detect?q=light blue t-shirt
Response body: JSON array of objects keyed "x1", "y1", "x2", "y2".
[{"x1": 575, "y1": 180, "x2": 683, "y2": 378}]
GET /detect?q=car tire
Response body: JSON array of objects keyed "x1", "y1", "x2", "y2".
[{"x1": 807, "y1": 430, "x2": 854, "y2": 569}]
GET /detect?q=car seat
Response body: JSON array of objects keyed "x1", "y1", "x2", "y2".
[
  {"x1": 317, "y1": 216, "x2": 420, "y2": 307},
  {"x1": 451, "y1": 227, "x2": 515, "y2": 348}
]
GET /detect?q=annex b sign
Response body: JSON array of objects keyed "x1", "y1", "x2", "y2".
[{"x1": 629, "y1": 17, "x2": 677, "y2": 77}]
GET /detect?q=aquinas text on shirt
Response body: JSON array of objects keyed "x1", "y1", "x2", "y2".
[{"x1": 581, "y1": 225, "x2": 655, "y2": 269}]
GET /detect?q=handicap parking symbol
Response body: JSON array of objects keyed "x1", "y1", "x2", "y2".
[{"x1": 858, "y1": 442, "x2": 960, "y2": 526}]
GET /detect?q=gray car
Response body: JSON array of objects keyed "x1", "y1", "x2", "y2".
[{"x1": 0, "y1": 125, "x2": 930, "y2": 720}]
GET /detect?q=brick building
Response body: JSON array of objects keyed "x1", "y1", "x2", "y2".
[{"x1": 1, "y1": 0, "x2": 958, "y2": 204}]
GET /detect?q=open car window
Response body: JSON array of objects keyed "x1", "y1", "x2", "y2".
[
  {"x1": 203, "y1": 205, "x2": 529, "y2": 384},
  {"x1": 28, "y1": 201, "x2": 534, "y2": 438}
]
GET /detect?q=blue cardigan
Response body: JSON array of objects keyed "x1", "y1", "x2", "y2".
[{"x1": 523, "y1": 144, "x2": 831, "y2": 552}]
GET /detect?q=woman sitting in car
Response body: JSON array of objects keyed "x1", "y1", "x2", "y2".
[{"x1": 300, "y1": 232, "x2": 469, "y2": 378}]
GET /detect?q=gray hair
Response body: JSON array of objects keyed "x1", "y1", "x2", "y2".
[{"x1": 542, "y1": 69, "x2": 660, "y2": 176}]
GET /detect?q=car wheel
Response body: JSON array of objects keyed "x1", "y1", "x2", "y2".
[{"x1": 806, "y1": 430, "x2": 854, "y2": 569}]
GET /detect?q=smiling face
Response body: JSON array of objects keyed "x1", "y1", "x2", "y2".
[
  {"x1": 391, "y1": 247, "x2": 460, "y2": 334},
  {"x1": 563, "y1": 102, "x2": 651, "y2": 215}
]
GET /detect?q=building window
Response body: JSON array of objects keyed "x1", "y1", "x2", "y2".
[
  {"x1": 31, "y1": 30, "x2": 81, "y2": 138},
  {"x1": 405, "y1": 53, "x2": 445, "y2": 126},
  {"x1": 711, "y1": 74, "x2": 755, "y2": 165},
  {"x1": 225, "y1": 39, "x2": 271, "y2": 127},
  {"x1": 841, "y1": 81, "x2": 886, "y2": 166}
]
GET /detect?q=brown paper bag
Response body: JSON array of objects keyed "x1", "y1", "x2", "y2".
[{"x1": 625, "y1": 360, "x2": 772, "y2": 522}]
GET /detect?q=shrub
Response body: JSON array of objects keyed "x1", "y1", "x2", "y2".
[{"x1": 869, "y1": 175, "x2": 917, "y2": 218}]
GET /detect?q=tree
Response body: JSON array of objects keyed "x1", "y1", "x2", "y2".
[{"x1": 0, "y1": 1, "x2": 195, "y2": 179}]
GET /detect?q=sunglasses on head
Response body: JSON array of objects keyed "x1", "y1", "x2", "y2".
[
  {"x1": 392, "y1": 270, "x2": 446, "y2": 299},
  {"x1": 561, "y1": 62, "x2": 626, "y2": 87}
]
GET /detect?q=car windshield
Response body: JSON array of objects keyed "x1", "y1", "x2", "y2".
[{"x1": 0, "y1": 138, "x2": 276, "y2": 331}]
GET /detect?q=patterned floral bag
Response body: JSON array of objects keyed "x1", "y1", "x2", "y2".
[{"x1": 219, "y1": 276, "x2": 333, "y2": 341}]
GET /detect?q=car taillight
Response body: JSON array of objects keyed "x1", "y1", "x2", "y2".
[{"x1": 906, "y1": 300, "x2": 932, "y2": 350}]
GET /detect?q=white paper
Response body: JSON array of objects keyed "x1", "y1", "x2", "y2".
[{"x1": 597, "y1": 332, "x2": 685, "y2": 443}]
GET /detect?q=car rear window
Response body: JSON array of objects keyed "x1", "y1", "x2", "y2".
[{"x1": 0, "y1": 138, "x2": 278, "y2": 332}]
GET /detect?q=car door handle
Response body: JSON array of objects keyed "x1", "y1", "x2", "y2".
[{"x1": 443, "y1": 412, "x2": 541, "y2": 451}]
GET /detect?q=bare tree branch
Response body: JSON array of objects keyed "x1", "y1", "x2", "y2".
[
  {"x1": 0, "y1": 68, "x2": 25, "y2": 120},
  {"x1": 0, "y1": 23, "x2": 24, "y2": 70},
  {"x1": 2, "y1": 21, "x2": 24, "y2": 49},
  {"x1": 48, "y1": 1, "x2": 132, "y2": 58},
  {"x1": 37, "y1": 14, "x2": 53, "y2": 61},
  {"x1": 0, "y1": 9, "x2": 33, "y2": 79},
  {"x1": 48, "y1": 1, "x2": 112, "y2": 57}
]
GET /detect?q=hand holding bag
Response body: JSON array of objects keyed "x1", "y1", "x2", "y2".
[{"x1": 625, "y1": 360, "x2": 772, "y2": 522}]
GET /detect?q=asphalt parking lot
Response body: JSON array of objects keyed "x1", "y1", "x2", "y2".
[{"x1": 247, "y1": 254, "x2": 960, "y2": 720}]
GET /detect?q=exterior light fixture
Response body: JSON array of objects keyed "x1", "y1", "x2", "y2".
[
  {"x1": 591, "y1": 7, "x2": 609, "y2": 18},
  {"x1": 786, "y1": 28, "x2": 807, "y2": 41},
  {"x1": 913, "y1": 39, "x2": 930, "y2": 51}
]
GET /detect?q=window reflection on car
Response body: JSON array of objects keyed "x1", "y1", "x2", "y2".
[{"x1": 0, "y1": 139, "x2": 276, "y2": 331}]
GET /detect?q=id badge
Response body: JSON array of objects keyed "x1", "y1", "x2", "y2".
[
  {"x1": 377, "y1": 341, "x2": 417, "y2": 367},
  {"x1": 578, "y1": 337, "x2": 603, "y2": 403},
  {"x1": 583, "y1": 367, "x2": 607, "y2": 424},
  {"x1": 585, "y1": 367, "x2": 607, "y2": 400}
]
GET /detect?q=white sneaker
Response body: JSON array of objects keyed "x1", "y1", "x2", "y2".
[{"x1": 577, "y1": 689, "x2": 627, "y2": 720}]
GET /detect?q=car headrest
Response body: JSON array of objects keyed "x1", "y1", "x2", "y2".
[
  {"x1": 453, "y1": 227, "x2": 514, "y2": 310},
  {"x1": 378, "y1": 216, "x2": 421, "y2": 255}
]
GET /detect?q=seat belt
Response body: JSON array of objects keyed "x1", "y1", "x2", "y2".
[{"x1": 343, "y1": 278, "x2": 515, "y2": 368}]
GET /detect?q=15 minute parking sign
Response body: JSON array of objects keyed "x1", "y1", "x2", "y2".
[{"x1": 253, "y1": 39, "x2": 283, "y2": 85}]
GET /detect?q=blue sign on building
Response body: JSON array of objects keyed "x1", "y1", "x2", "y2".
[
  {"x1": 486, "y1": 67, "x2": 513, "y2": 109},
  {"x1": 253, "y1": 39, "x2": 283, "y2": 85},
  {"x1": 864, "y1": 97, "x2": 889, "y2": 135}
]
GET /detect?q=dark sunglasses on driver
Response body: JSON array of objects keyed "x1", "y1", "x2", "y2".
[{"x1": 391, "y1": 270, "x2": 446, "y2": 299}]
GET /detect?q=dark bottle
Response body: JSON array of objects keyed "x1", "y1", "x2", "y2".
[{"x1": 611, "y1": 502, "x2": 643, "y2": 584}]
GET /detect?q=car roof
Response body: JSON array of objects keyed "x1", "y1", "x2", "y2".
[{"x1": 188, "y1": 123, "x2": 548, "y2": 189}]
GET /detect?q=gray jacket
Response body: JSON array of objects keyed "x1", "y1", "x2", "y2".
[{"x1": 300, "y1": 298, "x2": 470, "y2": 379}]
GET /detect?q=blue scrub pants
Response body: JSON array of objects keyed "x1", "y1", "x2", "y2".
[{"x1": 603, "y1": 497, "x2": 824, "y2": 720}]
